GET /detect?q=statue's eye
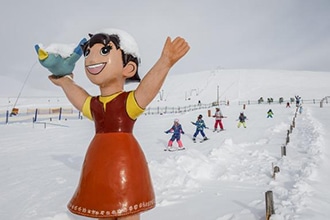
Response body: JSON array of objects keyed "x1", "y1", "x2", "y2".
[
  {"x1": 84, "y1": 48, "x2": 90, "y2": 57},
  {"x1": 100, "y1": 45, "x2": 112, "y2": 56}
]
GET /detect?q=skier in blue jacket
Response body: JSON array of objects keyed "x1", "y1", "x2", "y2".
[
  {"x1": 191, "y1": 114, "x2": 208, "y2": 142},
  {"x1": 165, "y1": 119, "x2": 185, "y2": 150},
  {"x1": 237, "y1": 112, "x2": 248, "y2": 128}
]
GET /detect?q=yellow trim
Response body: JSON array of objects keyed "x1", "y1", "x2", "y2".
[
  {"x1": 98, "y1": 92, "x2": 122, "y2": 110},
  {"x1": 81, "y1": 91, "x2": 144, "y2": 121},
  {"x1": 127, "y1": 91, "x2": 144, "y2": 120},
  {"x1": 82, "y1": 96, "x2": 92, "y2": 120}
]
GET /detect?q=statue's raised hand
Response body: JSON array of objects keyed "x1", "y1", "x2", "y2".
[{"x1": 161, "y1": 37, "x2": 190, "y2": 67}]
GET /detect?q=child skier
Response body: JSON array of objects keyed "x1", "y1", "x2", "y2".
[
  {"x1": 267, "y1": 109, "x2": 274, "y2": 118},
  {"x1": 237, "y1": 112, "x2": 247, "y2": 128},
  {"x1": 165, "y1": 119, "x2": 185, "y2": 151},
  {"x1": 191, "y1": 114, "x2": 208, "y2": 142},
  {"x1": 295, "y1": 95, "x2": 301, "y2": 107},
  {"x1": 212, "y1": 107, "x2": 226, "y2": 132}
]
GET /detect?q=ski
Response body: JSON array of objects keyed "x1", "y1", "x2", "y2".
[
  {"x1": 164, "y1": 147, "x2": 185, "y2": 152},
  {"x1": 193, "y1": 139, "x2": 209, "y2": 143},
  {"x1": 200, "y1": 138, "x2": 209, "y2": 143},
  {"x1": 213, "y1": 129, "x2": 225, "y2": 133}
]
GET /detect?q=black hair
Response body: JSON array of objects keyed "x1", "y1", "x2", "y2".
[{"x1": 81, "y1": 33, "x2": 141, "y2": 83}]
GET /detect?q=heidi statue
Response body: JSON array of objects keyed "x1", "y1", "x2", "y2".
[{"x1": 35, "y1": 28, "x2": 190, "y2": 220}]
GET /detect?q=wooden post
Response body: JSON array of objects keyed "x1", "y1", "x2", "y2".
[
  {"x1": 5, "y1": 110, "x2": 9, "y2": 124},
  {"x1": 286, "y1": 136, "x2": 290, "y2": 145},
  {"x1": 34, "y1": 108, "x2": 38, "y2": 123},
  {"x1": 272, "y1": 165, "x2": 280, "y2": 179},
  {"x1": 265, "y1": 191, "x2": 275, "y2": 220},
  {"x1": 208, "y1": 109, "x2": 211, "y2": 117},
  {"x1": 58, "y1": 107, "x2": 62, "y2": 121},
  {"x1": 281, "y1": 145, "x2": 286, "y2": 157}
]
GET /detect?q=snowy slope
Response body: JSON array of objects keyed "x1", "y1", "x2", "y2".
[{"x1": 1, "y1": 69, "x2": 330, "y2": 220}]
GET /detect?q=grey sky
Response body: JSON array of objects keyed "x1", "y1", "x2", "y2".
[{"x1": 1, "y1": 0, "x2": 330, "y2": 91}]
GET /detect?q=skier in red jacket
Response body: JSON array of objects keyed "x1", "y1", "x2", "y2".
[{"x1": 212, "y1": 107, "x2": 226, "y2": 132}]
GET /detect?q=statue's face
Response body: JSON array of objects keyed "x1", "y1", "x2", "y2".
[{"x1": 84, "y1": 41, "x2": 124, "y2": 86}]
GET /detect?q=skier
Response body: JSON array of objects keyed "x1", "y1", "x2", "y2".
[
  {"x1": 35, "y1": 28, "x2": 189, "y2": 220},
  {"x1": 267, "y1": 109, "x2": 274, "y2": 118},
  {"x1": 237, "y1": 112, "x2": 247, "y2": 128},
  {"x1": 295, "y1": 95, "x2": 301, "y2": 107},
  {"x1": 212, "y1": 107, "x2": 226, "y2": 132},
  {"x1": 165, "y1": 119, "x2": 185, "y2": 151},
  {"x1": 191, "y1": 114, "x2": 208, "y2": 142}
]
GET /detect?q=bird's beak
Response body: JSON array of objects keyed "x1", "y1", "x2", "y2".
[{"x1": 38, "y1": 48, "x2": 49, "y2": 61}]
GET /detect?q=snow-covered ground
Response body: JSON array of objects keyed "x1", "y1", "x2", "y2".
[{"x1": 1, "y1": 69, "x2": 330, "y2": 220}]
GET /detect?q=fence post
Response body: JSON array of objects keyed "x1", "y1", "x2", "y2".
[
  {"x1": 286, "y1": 135, "x2": 290, "y2": 145},
  {"x1": 265, "y1": 191, "x2": 275, "y2": 220},
  {"x1": 272, "y1": 164, "x2": 280, "y2": 180},
  {"x1": 33, "y1": 108, "x2": 38, "y2": 122},
  {"x1": 59, "y1": 107, "x2": 62, "y2": 120},
  {"x1": 5, "y1": 110, "x2": 9, "y2": 124},
  {"x1": 281, "y1": 145, "x2": 286, "y2": 157}
]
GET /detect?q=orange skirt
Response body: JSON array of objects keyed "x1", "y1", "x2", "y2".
[{"x1": 68, "y1": 133, "x2": 155, "y2": 218}]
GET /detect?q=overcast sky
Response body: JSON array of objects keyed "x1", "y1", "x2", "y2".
[{"x1": 1, "y1": 0, "x2": 330, "y2": 92}]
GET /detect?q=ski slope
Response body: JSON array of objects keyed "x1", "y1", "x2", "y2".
[{"x1": 1, "y1": 69, "x2": 330, "y2": 220}]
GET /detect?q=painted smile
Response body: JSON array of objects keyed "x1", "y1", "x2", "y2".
[{"x1": 86, "y1": 62, "x2": 106, "y2": 75}]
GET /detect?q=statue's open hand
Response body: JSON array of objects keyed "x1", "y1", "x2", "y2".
[{"x1": 161, "y1": 37, "x2": 190, "y2": 67}]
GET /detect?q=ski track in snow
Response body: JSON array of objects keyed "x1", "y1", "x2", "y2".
[{"x1": 268, "y1": 108, "x2": 324, "y2": 220}]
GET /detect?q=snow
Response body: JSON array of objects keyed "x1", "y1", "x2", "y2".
[
  {"x1": 40, "y1": 43, "x2": 77, "y2": 59},
  {"x1": 37, "y1": 28, "x2": 140, "y2": 63},
  {"x1": 98, "y1": 28, "x2": 140, "y2": 59},
  {"x1": 1, "y1": 69, "x2": 330, "y2": 220}
]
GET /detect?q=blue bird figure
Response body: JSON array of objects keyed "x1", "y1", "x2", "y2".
[{"x1": 35, "y1": 38, "x2": 87, "y2": 76}]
